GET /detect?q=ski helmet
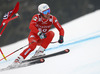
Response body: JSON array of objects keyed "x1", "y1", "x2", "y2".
[{"x1": 38, "y1": 3, "x2": 50, "y2": 14}]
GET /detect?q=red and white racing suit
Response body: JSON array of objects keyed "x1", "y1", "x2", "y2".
[{"x1": 20, "y1": 14, "x2": 64, "y2": 59}]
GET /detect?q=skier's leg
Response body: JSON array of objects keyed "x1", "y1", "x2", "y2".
[
  {"x1": 31, "y1": 46, "x2": 45, "y2": 58},
  {"x1": 14, "y1": 34, "x2": 39, "y2": 63},
  {"x1": 19, "y1": 34, "x2": 39, "y2": 59},
  {"x1": 40, "y1": 31, "x2": 54, "y2": 49},
  {"x1": 20, "y1": 42, "x2": 37, "y2": 59},
  {"x1": 33, "y1": 31, "x2": 54, "y2": 56}
]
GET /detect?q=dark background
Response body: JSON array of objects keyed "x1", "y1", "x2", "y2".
[{"x1": 0, "y1": 0, "x2": 100, "y2": 47}]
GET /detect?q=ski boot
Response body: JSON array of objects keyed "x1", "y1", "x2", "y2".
[
  {"x1": 8, "y1": 55, "x2": 24, "y2": 68},
  {"x1": 31, "y1": 46, "x2": 45, "y2": 59}
]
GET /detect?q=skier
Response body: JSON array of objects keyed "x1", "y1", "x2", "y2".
[{"x1": 13, "y1": 3, "x2": 64, "y2": 64}]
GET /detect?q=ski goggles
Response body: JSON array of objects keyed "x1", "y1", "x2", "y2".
[{"x1": 43, "y1": 9, "x2": 50, "y2": 14}]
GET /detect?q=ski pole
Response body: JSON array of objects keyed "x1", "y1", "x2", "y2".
[
  {"x1": 0, "y1": 48, "x2": 7, "y2": 61},
  {"x1": 50, "y1": 41, "x2": 58, "y2": 44},
  {"x1": 0, "y1": 42, "x2": 34, "y2": 61},
  {"x1": 0, "y1": 41, "x2": 57, "y2": 61}
]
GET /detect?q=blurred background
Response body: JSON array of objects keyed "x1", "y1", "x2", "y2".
[{"x1": 0, "y1": 0, "x2": 100, "y2": 47}]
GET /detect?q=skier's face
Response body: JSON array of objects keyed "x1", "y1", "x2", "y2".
[
  {"x1": 43, "y1": 13, "x2": 50, "y2": 19},
  {"x1": 42, "y1": 9, "x2": 50, "y2": 19},
  {"x1": 43, "y1": 9, "x2": 50, "y2": 14}
]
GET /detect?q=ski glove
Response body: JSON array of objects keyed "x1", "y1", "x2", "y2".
[
  {"x1": 38, "y1": 32, "x2": 46, "y2": 39},
  {"x1": 58, "y1": 36, "x2": 64, "y2": 43}
]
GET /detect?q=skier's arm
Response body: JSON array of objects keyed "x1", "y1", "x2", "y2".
[
  {"x1": 53, "y1": 16, "x2": 64, "y2": 43},
  {"x1": 53, "y1": 16, "x2": 64, "y2": 36},
  {"x1": 29, "y1": 15, "x2": 46, "y2": 39},
  {"x1": 29, "y1": 15, "x2": 39, "y2": 34}
]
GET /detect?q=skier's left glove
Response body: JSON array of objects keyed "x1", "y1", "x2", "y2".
[
  {"x1": 37, "y1": 32, "x2": 46, "y2": 39},
  {"x1": 58, "y1": 36, "x2": 64, "y2": 43}
]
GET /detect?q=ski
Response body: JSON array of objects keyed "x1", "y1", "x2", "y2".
[
  {"x1": 0, "y1": 59, "x2": 44, "y2": 71},
  {"x1": 0, "y1": 49, "x2": 69, "y2": 71},
  {"x1": 23, "y1": 49, "x2": 70, "y2": 63}
]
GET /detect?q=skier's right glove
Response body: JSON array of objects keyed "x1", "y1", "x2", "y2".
[
  {"x1": 37, "y1": 32, "x2": 46, "y2": 39},
  {"x1": 58, "y1": 35, "x2": 64, "y2": 43}
]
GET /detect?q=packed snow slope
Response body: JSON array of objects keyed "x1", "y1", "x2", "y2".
[{"x1": 0, "y1": 10, "x2": 100, "y2": 74}]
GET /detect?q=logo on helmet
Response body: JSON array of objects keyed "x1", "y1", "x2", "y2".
[{"x1": 43, "y1": 5, "x2": 48, "y2": 9}]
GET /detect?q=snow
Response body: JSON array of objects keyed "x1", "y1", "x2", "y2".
[{"x1": 0, "y1": 10, "x2": 100, "y2": 74}]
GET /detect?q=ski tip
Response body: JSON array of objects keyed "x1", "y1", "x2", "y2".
[
  {"x1": 64, "y1": 49, "x2": 70, "y2": 53},
  {"x1": 40, "y1": 59, "x2": 45, "y2": 63}
]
